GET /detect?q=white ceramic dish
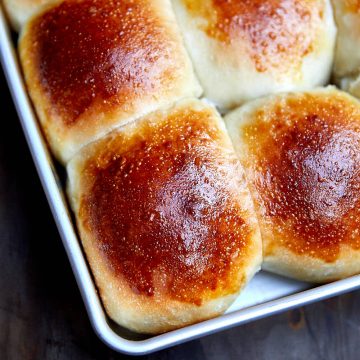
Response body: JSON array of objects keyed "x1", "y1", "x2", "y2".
[{"x1": 2, "y1": 7, "x2": 360, "y2": 355}]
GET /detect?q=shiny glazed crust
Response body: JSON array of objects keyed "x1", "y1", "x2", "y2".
[
  {"x1": 225, "y1": 87, "x2": 360, "y2": 283},
  {"x1": 67, "y1": 99, "x2": 262, "y2": 333},
  {"x1": 19, "y1": 0, "x2": 202, "y2": 164},
  {"x1": 171, "y1": 0, "x2": 336, "y2": 110}
]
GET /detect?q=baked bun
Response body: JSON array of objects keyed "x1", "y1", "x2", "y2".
[
  {"x1": 341, "y1": 74, "x2": 360, "y2": 99},
  {"x1": 225, "y1": 87, "x2": 360, "y2": 283},
  {"x1": 331, "y1": 0, "x2": 360, "y2": 87},
  {"x1": 19, "y1": 0, "x2": 202, "y2": 164},
  {"x1": 171, "y1": 0, "x2": 336, "y2": 110},
  {"x1": 67, "y1": 99, "x2": 262, "y2": 334},
  {"x1": 2, "y1": 0, "x2": 57, "y2": 31},
  {"x1": 331, "y1": 0, "x2": 360, "y2": 99}
]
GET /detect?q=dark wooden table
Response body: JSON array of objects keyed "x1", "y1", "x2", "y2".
[{"x1": 1, "y1": 68, "x2": 360, "y2": 360}]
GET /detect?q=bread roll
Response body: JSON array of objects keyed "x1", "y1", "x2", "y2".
[
  {"x1": 19, "y1": 0, "x2": 202, "y2": 164},
  {"x1": 341, "y1": 74, "x2": 360, "y2": 99},
  {"x1": 225, "y1": 87, "x2": 360, "y2": 283},
  {"x1": 67, "y1": 99, "x2": 262, "y2": 334},
  {"x1": 171, "y1": 0, "x2": 336, "y2": 110},
  {"x1": 331, "y1": 0, "x2": 360, "y2": 99},
  {"x1": 331, "y1": 0, "x2": 360, "y2": 86},
  {"x1": 2, "y1": 0, "x2": 57, "y2": 31}
]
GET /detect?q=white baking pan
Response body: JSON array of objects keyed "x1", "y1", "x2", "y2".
[{"x1": 1, "y1": 6, "x2": 360, "y2": 355}]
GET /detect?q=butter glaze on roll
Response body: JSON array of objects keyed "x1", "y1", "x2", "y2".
[
  {"x1": 171, "y1": 0, "x2": 336, "y2": 110},
  {"x1": 19, "y1": 0, "x2": 202, "y2": 164},
  {"x1": 2, "y1": 0, "x2": 57, "y2": 31},
  {"x1": 67, "y1": 99, "x2": 262, "y2": 333},
  {"x1": 225, "y1": 88, "x2": 360, "y2": 283}
]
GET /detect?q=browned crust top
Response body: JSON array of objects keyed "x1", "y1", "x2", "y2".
[
  {"x1": 26, "y1": 0, "x2": 180, "y2": 126},
  {"x1": 243, "y1": 92, "x2": 360, "y2": 262},
  {"x1": 184, "y1": 0, "x2": 325, "y2": 73}
]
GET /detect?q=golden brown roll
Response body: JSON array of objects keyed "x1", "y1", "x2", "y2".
[
  {"x1": 19, "y1": 0, "x2": 202, "y2": 164},
  {"x1": 2, "y1": 0, "x2": 57, "y2": 31},
  {"x1": 225, "y1": 87, "x2": 360, "y2": 283},
  {"x1": 331, "y1": 0, "x2": 360, "y2": 89},
  {"x1": 67, "y1": 99, "x2": 262, "y2": 334},
  {"x1": 171, "y1": 0, "x2": 336, "y2": 110}
]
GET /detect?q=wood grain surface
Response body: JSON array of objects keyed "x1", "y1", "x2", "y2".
[{"x1": 1, "y1": 68, "x2": 360, "y2": 360}]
